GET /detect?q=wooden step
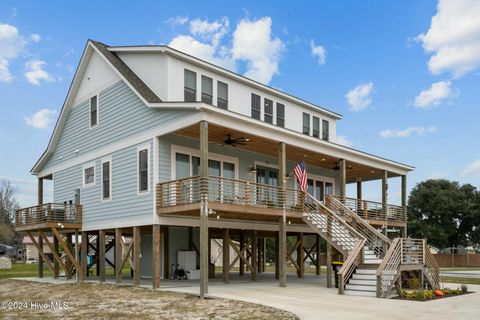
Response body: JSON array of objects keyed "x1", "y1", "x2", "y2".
[
  {"x1": 356, "y1": 269, "x2": 376, "y2": 275},
  {"x1": 344, "y1": 290, "x2": 376, "y2": 297},
  {"x1": 346, "y1": 284, "x2": 376, "y2": 292},
  {"x1": 349, "y1": 279, "x2": 376, "y2": 286},
  {"x1": 352, "y1": 273, "x2": 376, "y2": 280}
]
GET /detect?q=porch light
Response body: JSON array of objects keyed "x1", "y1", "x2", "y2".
[
  {"x1": 249, "y1": 164, "x2": 257, "y2": 173},
  {"x1": 371, "y1": 170, "x2": 375, "y2": 173},
  {"x1": 216, "y1": 215, "x2": 220, "y2": 220},
  {"x1": 321, "y1": 158, "x2": 326, "y2": 161},
  {"x1": 288, "y1": 221, "x2": 291, "y2": 225}
]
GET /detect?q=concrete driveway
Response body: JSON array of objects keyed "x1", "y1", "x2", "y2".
[{"x1": 162, "y1": 274, "x2": 480, "y2": 320}]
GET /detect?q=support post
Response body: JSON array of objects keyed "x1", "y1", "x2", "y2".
[
  {"x1": 327, "y1": 243, "x2": 332, "y2": 288},
  {"x1": 382, "y1": 170, "x2": 388, "y2": 237},
  {"x1": 401, "y1": 175, "x2": 407, "y2": 237},
  {"x1": 297, "y1": 233, "x2": 304, "y2": 278},
  {"x1": 53, "y1": 235, "x2": 59, "y2": 278},
  {"x1": 278, "y1": 142, "x2": 287, "y2": 287},
  {"x1": 339, "y1": 159, "x2": 346, "y2": 201},
  {"x1": 316, "y1": 234, "x2": 321, "y2": 276},
  {"x1": 133, "y1": 226, "x2": 141, "y2": 286},
  {"x1": 75, "y1": 230, "x2": 79, "y2": 282},
  {"x1": 115, "y1": 228, "x2": 122, "y2": 284},
  {"x1": 223, "y1": 228, "x2": 230, "y2": 283},
  {"x1": 356, "y1": 179, "x2": 362, "y2": 200},
  {"x1": 152, "y1": 225, "x2": 161, "y2": 289},
  {"x1": 99, "y1": 230, "x2": 106, "y2": 282},
  {"x1": 240, "y1": 230, "x2": 245, "y2": 276},
  {"x1": 199, "y1": 120, "x2": 209, "y2": 298},
  {"x1": 66, "y1": 233, "x2": 73, "y2": 280},
  {"x1": 37, "y1": 177, "x2": 44, "y2": 278},
  {"x1": 251, "y1": 230, "x2": 258, "y2": 281},
  {"x1": 275, "y1": 232, "x2": 279, "y2": 279},
  {"x1": 81, "y1": 231, "x2": 87, "y2": 280}
]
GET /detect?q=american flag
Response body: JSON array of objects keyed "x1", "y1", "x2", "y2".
[{"x1": 293, "y1": 160, "x2": 308, "y2": 192}]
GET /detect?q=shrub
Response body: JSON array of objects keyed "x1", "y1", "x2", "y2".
[
  {"x1": 461, "y1": 284, "x2": 468, "y2": 294},
  {"x1": 415, "y1": 291, "x2": 426, "y2": 301}
]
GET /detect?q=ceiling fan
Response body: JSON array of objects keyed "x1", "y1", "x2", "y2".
[
  {"x1": 332, "y1": 162, "x2": 353, "y2": 171},
  {"x1": 223, "y1": 134, "x2": 251, "y2": 147}
]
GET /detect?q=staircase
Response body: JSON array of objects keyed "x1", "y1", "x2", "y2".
[{"x1": 301, "y1": 193, "x2": 440, "y2": 298}]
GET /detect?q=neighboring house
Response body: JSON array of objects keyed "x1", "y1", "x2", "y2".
[
  {"x1": 15, "y1": 40, "x2": 439, "y2": 298},
  {"x1": 22, "y1": 236, "x2": 53, "y2": 261}
]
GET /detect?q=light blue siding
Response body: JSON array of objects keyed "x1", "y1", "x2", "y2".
[
  {"x1": 43, "y1": 80, "x2": 195, "y2": 171},
  {"x1": 158, "y1": 134, "x2": 340, "y2": 192},
  {"x1": 54, "y1": 140, "x2": 154, "y2": 228}
]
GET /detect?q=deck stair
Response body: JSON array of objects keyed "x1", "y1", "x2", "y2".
[{"x1": 301, "y1": 193, "x2": 440, "y2": 298}]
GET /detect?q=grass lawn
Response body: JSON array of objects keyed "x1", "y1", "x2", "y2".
[
  {"x1": 0, "y1": 262, "x2": 133, "y2": 281},
  {"x1": 0, "y1": 279, "x2": 297, "y2": 319},
  {"x1": 441, "y1": 276, "x2": 480, "y2": 285}
]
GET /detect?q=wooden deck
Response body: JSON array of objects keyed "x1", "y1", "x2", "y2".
[{"x1": 15, "y1": 203, "x2": 82, "y2": 232}]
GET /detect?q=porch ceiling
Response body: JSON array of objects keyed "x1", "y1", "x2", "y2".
[{"x1": 176, "y1": 122, "x2": 401, "y2": 183}]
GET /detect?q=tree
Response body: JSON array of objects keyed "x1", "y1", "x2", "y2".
[
  {"x1": 0, "y1": 179, "x2": 19, "y2": 244},
  {"x1": 408, "y1": 179, "x2": 480, "y2": 250}
]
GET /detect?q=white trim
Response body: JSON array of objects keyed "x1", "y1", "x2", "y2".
[
  {"x1": 109, "y1": 45, "x2": 343, "y2": 120},
  {"x1": 82, "y1": 162, "x2": 96, "y2": 188},
  {"x1": 137, "y1": 142, "x2": 151, "y2": 195},
  {"x1": 100, "y1": 156, "x2": 112, "y2": 202},
  {"x1": 37, "y1": 112, "x2": 202, "y2": 177},
  {"x1": 153, "y1": 136, "x2": 159, "y2": 224},
  {"x1": 89, "y1": 95, "x2": 100, "y2": 129},
  {"x1": 170, "y1": 144, "x2": 239, "y2": 180}
]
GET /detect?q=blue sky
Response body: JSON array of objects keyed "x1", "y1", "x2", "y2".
[{"x1": 1, "y1": 0, "x2": 479, "y2": 206}]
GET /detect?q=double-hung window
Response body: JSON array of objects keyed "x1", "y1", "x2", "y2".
[
  {"x1": 264, "y1": 99, "x2": 273, "y2": 124},
  {"x1": 322, "y1": 120, "x2": 329, "y2": 141},
  {"x1": 138, "y1": 148, "x2": 149, "y2": 193},
  {"x1": 184, "y1": 69, "x2": 197, "y2": 102},
  {"x1": 303, "y1": 113, "x2": 310, "y2": 135},
  {"x1": 251, "y1": 94, "x2": 261, "y2": 120},
  {"x1": 313, "y1": 116, "x2": 320, "y2": 138},
  {"x1": 101, "y1": 160, "x2": 111, "y2": 201},
  {"x1": 276, "y1": 103, "x2": 285, "y2": 127},
  {"x1": 83, "y1": 164, "x2": 95, "y2": 187},
  {"x1": 90, "y1": 95, "x2": 98, "y2": 127},
  {"x1": 217, "y1": 81, "x2": 228, "y2": 109},
  {"x1": 201, "y1": 75, "x2": 213, "y2": 104}
]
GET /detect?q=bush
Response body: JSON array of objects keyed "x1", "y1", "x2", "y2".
[{"x1": 461, "y1": 284, "x2": 468, "y2": 294}]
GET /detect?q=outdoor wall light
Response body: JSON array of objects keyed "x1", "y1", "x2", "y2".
[
  {"x1": 249, "y1": 164, "x2": 257, "y2": 173},
  {"x1": 74, "y1": 149, "x2": 80, "y2": 154}
]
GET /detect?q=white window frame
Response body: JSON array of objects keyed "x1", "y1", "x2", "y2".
[
  {"x1": 170, "y1": 145, "x2": 239, "y2": 180},
  {"x1": 101, "y1": 157, "x2": 112, "y2": 202},
  {"x1": 301, "y1": 172, "x2": 336, "y2": 199},
  {"x1": 137, "y1": 144, "x2": 151, "y2": 195},
  {"x1": 89, "y1": 95, "x2": 99, "y2": 129},
  {"x1": 82, "y1": 162, "x2": 96, "y2": 188}
]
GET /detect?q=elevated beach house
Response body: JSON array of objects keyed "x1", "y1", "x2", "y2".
[{"x1": 16, "y1": 40, "x2": 439, "y2": 298}]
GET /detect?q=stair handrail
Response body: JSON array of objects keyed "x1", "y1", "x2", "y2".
[
  {"x1": 303, "y1": 193, "x2": 366, "y2": 246},
  {"x1": 424, "y1": 242, "x2": 441, "y2": 289},
  {"x1": 326, "y1": 195, "x2": 391, "y2": 257},
  {"x1": 337, "y1": 237, "x2": 367, "y2": 294},
  {"x1": 376, "y1": 238, "x2": 402, "y2": 298}
]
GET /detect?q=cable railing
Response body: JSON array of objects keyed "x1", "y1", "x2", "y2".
[
  {"x1": 332, "y1": 195, "x2": 407, "y2": 224},
  {"x1": 326, "y1": 195, "x2": 391, "y2": 258},
  {"x1": 156, "y1": 176, "x2": 304, "y2": 212},
  {"x1": 15, "y1": 203, "x2": 82, "y2": 228}
]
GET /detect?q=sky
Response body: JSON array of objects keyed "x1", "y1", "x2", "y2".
[{"x1": 1, "y1": 0, "x2": 479, "y2": 206}]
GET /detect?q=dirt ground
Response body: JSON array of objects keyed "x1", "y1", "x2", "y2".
[{"x1": 0, "y1": 279, "x2": 297, "y2": 319}]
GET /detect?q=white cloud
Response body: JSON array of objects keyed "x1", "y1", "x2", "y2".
[
  {"x1": 417, "y1": 0, "x2": 480, "y2": 77},
  {"x1": 168, "y1": 16, "x2": 284, "y2": 84},
  {"x1": 461, "y1": 159, "x2": 480, "y2": 176},
  {"x1": 232, "y1": 17, "x2": 284, "y2": 84},
  {"x1": 30, "y1": 33, "x2": 41, "y2": 42},
  {"x1": 380, "y1": 126, "x2": 436, "y2": 138},
  {"x1": 165, "y1": 16, "x2": 189, "y2": 26},
  {"x1": 335, "y1": 135, "x2": 353, "y2": 147},
  {"x1": 24, "y1": 59, "x2": 54, "y2": 86},
  {"x1": 310, "y1": 40, "x2": 326, "y2": 65},
  {"x1": 414, "y1": 81, "x2": 453, "y2": 108},
  {"x1": 24, "y1": 108, "x2": 57, "y2": 129},
  {"x1": 345, "y1": 82, "x2": 373, "y2": 111},
  {"x1": 0, "y1": 23, "x2": 26, "y2": 82}
]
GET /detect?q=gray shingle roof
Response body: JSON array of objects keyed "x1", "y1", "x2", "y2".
[{"x1": 90, "y1": 40, "x2": 162, "y2": 103}]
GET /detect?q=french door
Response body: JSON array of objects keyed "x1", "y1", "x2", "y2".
[{"x1": 256, "y1": 166, "x2": 279, "y2": 206}]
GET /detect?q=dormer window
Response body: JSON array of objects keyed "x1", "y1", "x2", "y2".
[
  {"x1": 264, "y1": 98, "x2": 273, "y2": 124},
  {"x1": 184, "y1": 69, "x2": 197, "y2": 102},
  {"x1": 251, "y1": 94, "x2": 261, "y2": 120},
  {"x1": 276, "y1": 103, "x2": 285, "y2": 128},
  {"x1": 90, "y1": 95, "x2": 98, "y2": 127},
  {"x1": 322, "y1": 119, "x2": 329, "y2": 141},
  {"x1": 217, "y1": 81, "x2": 228, "y2": 109},
  {"x1": 201, "y1": 75, "x2": 213, "y2": 104},
  {"x1": 303, "y1": 113, "x2": 310, "y2": 135},
  {"x1": 313, "y1": 116, "x2": 320, "y2": 138}
]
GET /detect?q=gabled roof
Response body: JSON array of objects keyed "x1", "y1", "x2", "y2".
[
  {"x1": 31, "y1": 40, "x2": 162, "y2": 174},
  {"x1": 90, "y1": 41, "x2": 161, "y2": 103}
]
